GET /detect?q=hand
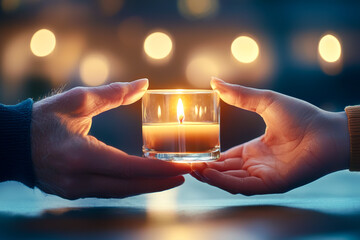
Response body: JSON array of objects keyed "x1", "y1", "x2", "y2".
[
  {"x1": 32, "y1": 79, "x2": 190, "y2": 200},
  {"x1": 192, "y1": 77, "x2": 350, "y2": 195}
]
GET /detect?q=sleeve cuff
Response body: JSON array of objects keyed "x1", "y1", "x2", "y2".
[
  {"x1": 345, "y1": 105, "x2": 360, "y2": 171},
  {"x1": 0, "y1": 99, "x2": 36, "y2": 187}
]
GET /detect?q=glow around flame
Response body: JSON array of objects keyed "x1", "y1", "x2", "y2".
[{"x1": 177, "y1": 98, "x2": 185, "y2": 123}]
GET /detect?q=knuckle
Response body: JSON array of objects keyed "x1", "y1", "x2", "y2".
[
  {"x1": 68, "y1": 87, "x2": 89, "y2": 110},
  {"x1": 110, "y1": 83, "x2": 128, "y2": 104}
]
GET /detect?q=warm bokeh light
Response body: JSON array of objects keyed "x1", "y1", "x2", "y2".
[
  {"x1": 1, "y1": 0, "x2": 20, "y2": 12},
  {"x1": 231, "y1": 36, "x2": 259, "y2": 63},
  {"x1": 178, "y1": 0, "x2": 219, "y2": 19},
  {"x1": 186, "y1": 55, "x2": 219, "y2": 88},
  {"x1": 30, "y1": 29, "x2": 56, "y2": 57},
  {"x1": 318, "y1": 34, "x2": 342, "y2": 63},
  {"x1": 80, "y1": 53, "x2": 109, "y2": 86},
  {"x1": 98, "y1": 0, "x2": 124, "y2": 16},
  {"x1": 144, "y1": 32, "x2": 173, "y2": 60},
  {"x1": 45, "y1": 33, "x2": 85, "y2": 86}
]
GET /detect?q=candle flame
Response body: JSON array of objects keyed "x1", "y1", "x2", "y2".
[
  {"x1": 157, "y1": 105, "x2": 161, "y2": 119},
  {"x1": 177, "y1": 98, "x2": 185, "y2": 124}
]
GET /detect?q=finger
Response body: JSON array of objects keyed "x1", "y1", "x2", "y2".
[
  {"x1": 202, "y1": 168, "x2": 269, "y2": 195},
  {"x1": 190, "y1": 172, "x2": 206, "y2": 183},
  {"x1": 61, "y1": 78, "x2": 149, "y2": 117},
  {"x1": 210, "y1": 77, "x2": 275, "y2": 115},
  {"x1": 191, "y1": 162, "x2": 208, "y2": 172},
  {"x1": 223, "y1": 170, "x2": 250, "y2": 178},
  {"x1": 207, "y1": 158, "x2": 244, "y2": 171},
  {"x1": 84, "y1": 139, "x2": 191, "y2": 178},
  {"x1": 81, "y1": 175, "x2": 185, "y2": 198},
  {"x1": 221, "y1": 145, "x2": 244, "y2": 160}
]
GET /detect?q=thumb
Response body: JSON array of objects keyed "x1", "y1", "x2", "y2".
[
  {"x1": 88, "y1": 78, "x2": 149, "y2": 116},
  {"x1": 61, "y1": 78, "x2": 149, "y2": 117},
  {"x1": 210, "y1": 77, "x2": 275, "y2": 115}
]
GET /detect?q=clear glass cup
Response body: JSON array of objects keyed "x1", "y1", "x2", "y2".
[{"x1": 142, "y1": 89, "x2": 220, "y2": 162}]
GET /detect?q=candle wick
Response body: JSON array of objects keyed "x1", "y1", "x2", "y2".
[{"x1": 179, "y1": 115, "x2": 184, "y2": 124}]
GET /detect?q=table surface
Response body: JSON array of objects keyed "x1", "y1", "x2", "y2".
[{"x1": 1, "y1": 170, "x2": 360, "y2": 240}]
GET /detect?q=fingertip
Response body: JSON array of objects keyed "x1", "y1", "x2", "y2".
[
  {"x1": 210, "y1": 76, "x2": 225, "y2": 90},
  {"x1": 131, "y1": 78, "x2": 149, "y2": 91},
  {"x1": 167, "y1": 161, "x2": 192, "y2": 175},
  {"x1": 191, "y1": 162, "x2": 207, "y2": 172}
]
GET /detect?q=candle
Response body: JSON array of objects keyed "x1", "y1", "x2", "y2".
[
  {"x1": 142, "y1": 90, "x2": 220, "y2": 162},
  {"x1": 143, "y1": 122, "x2": 220, "y2": 152}
]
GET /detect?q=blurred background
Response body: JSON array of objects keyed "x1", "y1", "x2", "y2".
[
  {"x1": 1, "y1": 0, "x2": 360, "y2": 154},
  {"x1": 0, "y1": 0, "x2": 360, "y2": 154},
  {"x1": 1, "y1": 1, "x2": 360, "y2": 238}
]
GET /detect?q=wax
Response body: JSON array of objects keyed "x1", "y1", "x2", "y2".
[{"x1": 142, "y1": 122, "x2": 219, "y2": 153}]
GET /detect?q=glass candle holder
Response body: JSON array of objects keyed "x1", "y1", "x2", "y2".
[{"x1": 142, "y1": 90, "x2": 220, "y2": 162}]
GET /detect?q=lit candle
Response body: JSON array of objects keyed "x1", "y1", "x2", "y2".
[{"x1": 142, "y1": 90, "x2": 220, "y2": 162}]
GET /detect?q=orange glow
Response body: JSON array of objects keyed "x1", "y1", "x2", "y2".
[
  {"x1": 144, "y1": 32, "x2": 173, "y2": 60},
  {"x1": 177, "y1": 98, "x2": 185, "y2": 124},
  {"x1": 231, "y1": 36, "x2": 259, "y2": 63},
  {"x1": 80, "y1": 53, "x2": 109, "y2": 86},
  {"x1": 30, "y1": 29, "x2": 56, "y2": 57},
  {"x1": 318, "y1": 34, "x2": 341, "y2": 63}
]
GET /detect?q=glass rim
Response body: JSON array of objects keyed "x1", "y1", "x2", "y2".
[{"x1": 145, "y1": 89, "x2": 215, "y2": 94}]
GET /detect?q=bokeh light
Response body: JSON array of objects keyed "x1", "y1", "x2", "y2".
[
  {"x1": 44, "y1": 33, "x2": 85, "y2": 86},
  {"x1": 318, "y1": 34, "x2": 342, "y2": 63},
  {"x1": 80, "y1": 53, "x2": 110, "y2": 86},
  {"x1": 2, "y1": 33, "x2": 31, "y2": 99},
  {"x1": 98, "y1": 0, "x2": 124, "y2": 16},
  {"x1": 178, "y1": 0, "x2": 219, "y2": 20},
  {"x1": 30, "y1": 29, "x2": 56, "y2": 57},
  {"x1": 144, "y1": 32, "x2": 173, "y2": 60},
  {"x1": 186, "y1": 54, "x2": 219, "y2": 88},
  {"x1": 231, "y1": 36, "x2": 259, "y2": 63},
  {"x1": 1, "y1": 0, "x2": 20, "y2": 12}
]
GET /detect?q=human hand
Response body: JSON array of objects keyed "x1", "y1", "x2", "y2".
[
  {"x1": 32, "y1": 79, "x2": 190, "y2": 199},
  {"x1": 192, "y1": 77, "x2": 350, "y2": 195}
]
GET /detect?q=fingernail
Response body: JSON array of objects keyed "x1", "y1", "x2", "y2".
[
  {"x1": 191, "y1": 162, "x2": 207, "y2": 172},
  {"x1": 173, "y1": 162, "x2": 192, "y2": 173},
  {"x1": 210, "y1": 77, "x2": 225, "y2": 90},
  {"x1": 132, "y1": 78, "x2": 149, "y2": 91}
]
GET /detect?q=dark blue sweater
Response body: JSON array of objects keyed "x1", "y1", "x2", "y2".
[{"x1": 0, "y1": 99, "x2": 36, "y2": 188}]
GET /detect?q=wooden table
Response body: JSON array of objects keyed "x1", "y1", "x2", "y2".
[{"x1": 1, "y1": 171, "x2": 360, "y2": 239}]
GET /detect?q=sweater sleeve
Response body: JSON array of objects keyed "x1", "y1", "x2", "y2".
[
  {"x1": 345, "y1": 105, "x2": 360, "y2": 171},
  {"x1": 0, "y1": 99, "x2": 36, "y2": 188}
]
